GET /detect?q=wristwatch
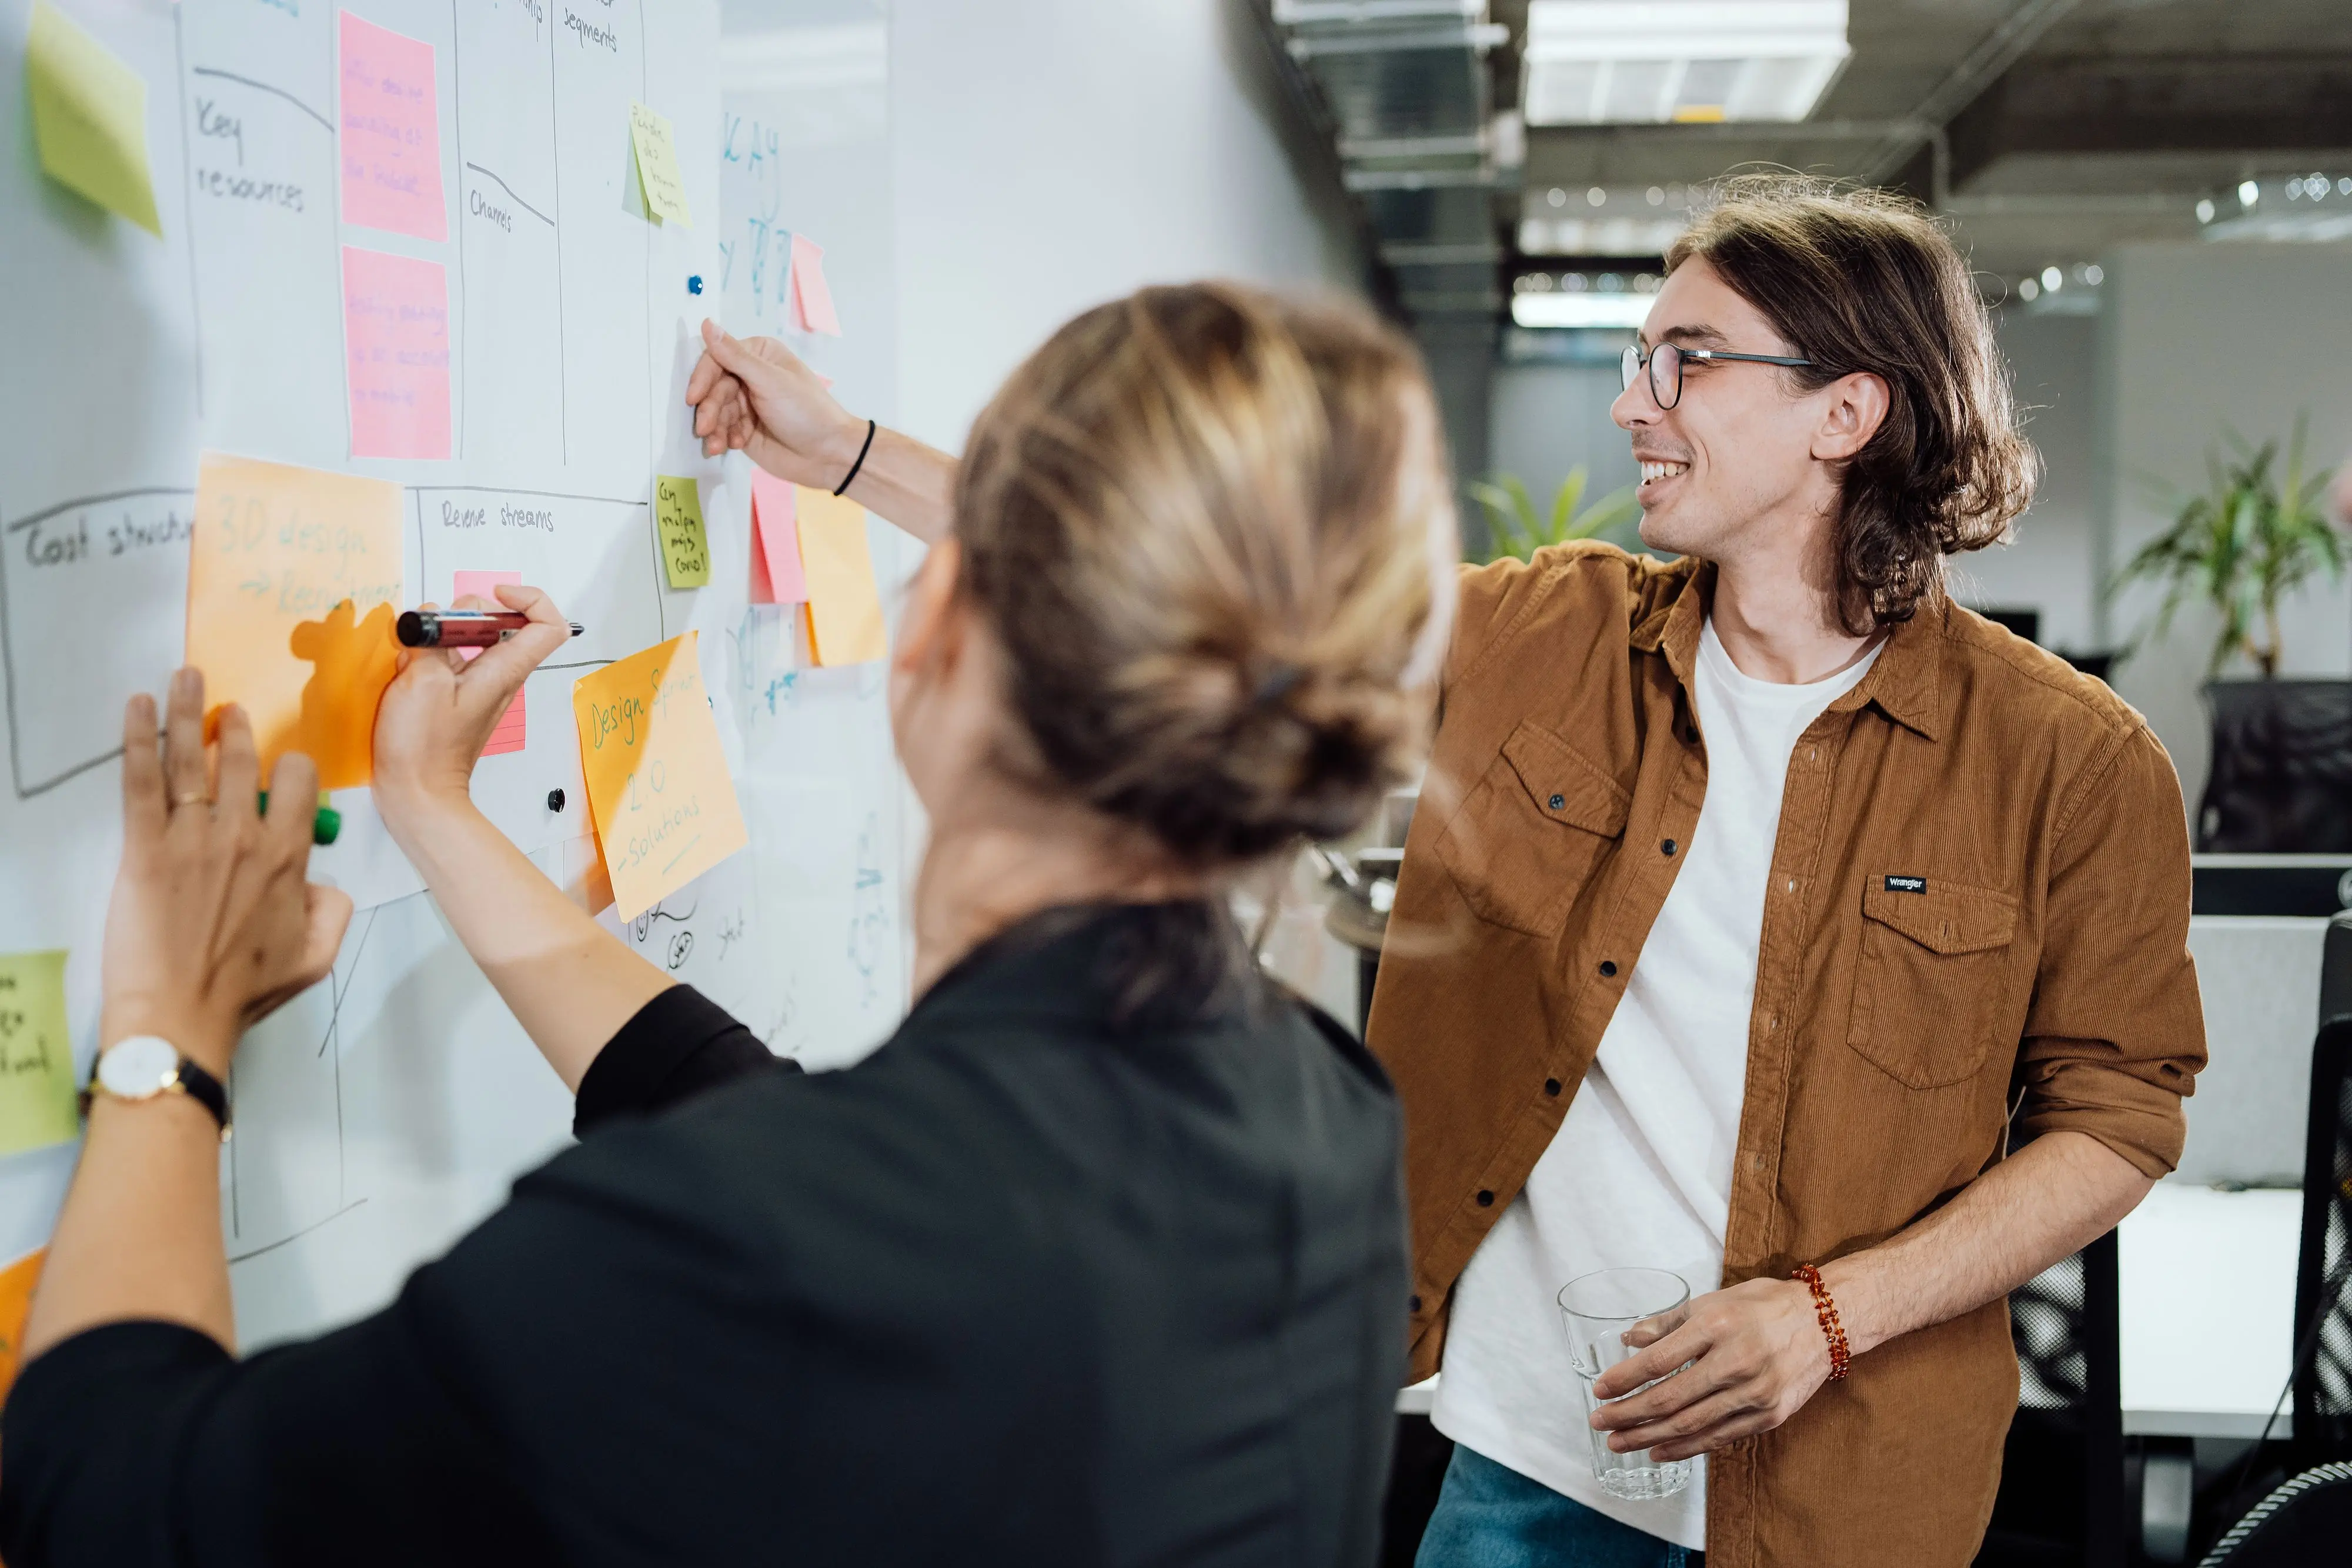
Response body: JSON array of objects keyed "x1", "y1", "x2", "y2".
[{"x1": 83, "y1": 1035, "x2": 231, "y2": 1141}]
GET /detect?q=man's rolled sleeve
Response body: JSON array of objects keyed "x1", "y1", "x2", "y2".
[{"x1": 2013, "y1": 723, "x2": 2206, "y2": 1176}]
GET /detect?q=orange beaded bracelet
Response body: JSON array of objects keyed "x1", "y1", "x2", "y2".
[{"x1": 1792, "y1": 1263, "x2": 1851, "y2": 1381}]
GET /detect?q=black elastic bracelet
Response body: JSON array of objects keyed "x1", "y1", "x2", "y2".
[{"x1": 834, "y1": 419, "x2": 877, "y2": 497}]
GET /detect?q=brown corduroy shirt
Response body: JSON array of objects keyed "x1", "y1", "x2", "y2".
[{"x1": 1367, "y1": 543, "x2": 2205, "y2": 1567}]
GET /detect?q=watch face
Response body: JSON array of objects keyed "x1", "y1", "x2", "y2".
[{"x1": 98, "y1": 1035, "x2": 180, "y2": 1099}]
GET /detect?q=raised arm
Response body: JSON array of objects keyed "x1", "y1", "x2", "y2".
[
  {"x1": 370, "y1": 586, "x2": 671, "y2": 1092},
  {"x1": 685, "y1": 318, "x2": 958, "y2": 546}
]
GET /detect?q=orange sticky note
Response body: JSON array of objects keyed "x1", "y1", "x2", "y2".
[
  {"x1": 794, "y1": 486, "x2": 886, "y2": 666},
  {"x1": 569, "y1": 632, "x2": 748, "y2": 921},
  {"x1": 187, "y1": 454, "x2": 405, "y2": 788},
  {"x1": 749, "y1": 470, "x2": 805, "y2": 604},
  {"x1": 452, "y1": 570, "x2": 525, "y2": 755},
  {"x1": 788, "y1": 234, "x2": 841, "y2": 337},
  {"x1": 0, "y1": 1248, "x2": 44, "y2": 1403}
]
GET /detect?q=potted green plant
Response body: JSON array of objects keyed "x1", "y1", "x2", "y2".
[
  {"x1": 1466, "y1": 466, "x2": 1639, "y2": 564},
  {"x1": 2113, "y1": 419, "x2": 2351, "y2": 850}
]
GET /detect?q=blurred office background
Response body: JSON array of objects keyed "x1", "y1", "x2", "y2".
[
  {"x1": 1249, "y1": 4, "x2": 2352, "y2": 1564},
  {"x1": 733, "y1": 2, "x2": 2352, "y2": 1560}
]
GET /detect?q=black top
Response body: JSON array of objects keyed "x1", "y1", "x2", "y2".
[{"x1": 0, "y1": 902, "x2": 1407, "y2": 1568}]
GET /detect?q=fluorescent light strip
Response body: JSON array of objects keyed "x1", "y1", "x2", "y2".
[
  {"x1": 1522, "y1": 0, "x2": 1849, "y2": 125},
  {"x1": 1525, "y1": 0, "x2": 1847, "y2": 58},
  {"x1": 1512, "y1": 293, "x2": 1653, "y2": 329}
]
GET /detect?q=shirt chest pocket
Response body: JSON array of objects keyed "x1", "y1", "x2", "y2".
[
  {"x1": 1434, "y1": 720, "x2": 1629, "y2": 938},
  {"x1": 1847, "y1": 878, "x2": 2020, "y2": 1089}
]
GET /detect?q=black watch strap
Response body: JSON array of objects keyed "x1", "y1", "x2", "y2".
[
  {"x1": 81, "y1": 1045, "x2": 232, "y2": 1138},
  {"x1": 172, "y1": 1055, "x2": 230, "y2": 1133}
]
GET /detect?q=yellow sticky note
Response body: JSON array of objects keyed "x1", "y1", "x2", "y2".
[
  {"x1": 794, "y1": 487, "x2": 887, "y2": 666},
  {"x1": 570, "y1": 633, "x2": 748, "y2": 921},
  {"x1": 26, "y1": 1, "x2": 161, "y2": 235},
  {"x1": 628, "y1": 102, "x2": 691, "y2": 226},
  {"x1": 654, "y1": 475, "x2": 710, "y2": 589},
  {"x1": 187, "y1": 454, "x2": 406, "y2": 789},
  {"x1": 0, "y1": 951, "x2": 78, "y2": 1157},
  {"x1": 0, "y1": 1248, "x2": 45, "y2": 1403}
]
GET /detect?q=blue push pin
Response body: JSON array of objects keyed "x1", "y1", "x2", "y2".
[{"x1": 686, "y1": 275, "x2": 704, "y2": 296}]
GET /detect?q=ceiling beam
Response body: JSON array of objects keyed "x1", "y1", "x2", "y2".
[
  {"x1": 1852, "y1": 0, "x2": 2084, "y2": 183},
  {"x1": 1946, "y1": 54, "x2": 2352, "y2": 190}
]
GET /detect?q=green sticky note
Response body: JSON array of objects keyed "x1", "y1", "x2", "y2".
[
  {"x1": 628, "y1": 102, "x2": 691, "y2": 227},
  {"x1": 0, "y1": 951, "x2": 80, "y2": 1156},
  {"x1": 26, "y1": 2, "x2": 162, "y2": 236},
  {"x1": 655, "y1": 475, "x2": 710, "y2": 589}
]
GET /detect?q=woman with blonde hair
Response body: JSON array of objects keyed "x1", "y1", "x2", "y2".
[{"x1": 1, "y1": 283, "x2": 1456, "y2": 1567}]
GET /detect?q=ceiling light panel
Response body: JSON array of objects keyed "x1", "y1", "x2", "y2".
[
  {"x1": 1522, "y1": 1, "x2": 1850, "y2": 126},
  {"x1": 1512, "y1": 292, "x2": 1655, "y2": 329}
]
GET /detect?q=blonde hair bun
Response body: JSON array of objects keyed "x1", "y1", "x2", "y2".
[{"x1": 957, "y1": 283, "x2": 1456, "y2": 868}]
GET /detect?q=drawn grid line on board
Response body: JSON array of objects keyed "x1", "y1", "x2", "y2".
[
  {"x1": 330, "y1": 11, "x2": 353, "y2": 463},
  {"x1": 451, "y1": 0, "x2": 467, "y2": 464},
  {"x1": 173, "y1": 7, "x2": 204, "y2": 419},
  {"x1": 549, "y1": 12, "x2": 569, "y2": 463},
  {"x1": 189, "y1": 67, "x2": 333, "y2": 133},
  {"x1": 1, "y1": 488, "x2": 198, "y2": 798},
  {"x1": 465, "y1": 162, "x2": 555, "y2": 228},
  {"x1": 229, "y1": 1199, "x2": 367, "y2": 1266}
]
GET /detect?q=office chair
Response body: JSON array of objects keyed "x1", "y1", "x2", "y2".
[
  {"x1": 1975, "y1": 1227, "x2": 2127, "y2": 1567},
  {"x1": 2185, "y1": 916, "x2": 2352, "y2": 1563},
  {"x1": 2194, "y1": 1462, "x2": 2352, "y2": 1566},
  {"x1": 2290, "y1": 915, "x2": 2352, "y2": 1456}
]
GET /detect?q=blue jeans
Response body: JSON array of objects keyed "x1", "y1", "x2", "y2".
[{"x1": 1415, "y1": 1445, "x2": 1703, "y2": 1568}]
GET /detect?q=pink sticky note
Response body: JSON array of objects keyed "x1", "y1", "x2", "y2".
[
  {"x1": 451, "y1": 570, "x2": 525, "y2": 755},
  {"x1": 343, "y1": 246, "x2": 451, "y2": 459},
  {"x1": 750, "y1": 470, "x2": 807, "y2": 604},
  {"x1": 339, "y1": 14, "x2": 445, "y2": 242},
  {"x1": 789, "y1": 235, "x2": 842, "y2": 337}
]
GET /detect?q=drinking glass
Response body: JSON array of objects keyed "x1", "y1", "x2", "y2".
[{"x1": 1557, "y1": 1266, "x2": 1694, "y2": 1500}]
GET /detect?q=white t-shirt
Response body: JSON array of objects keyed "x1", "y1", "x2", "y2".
[{"x1": 1429, "y1": 617, "x2": 1880, "y2": 1550}]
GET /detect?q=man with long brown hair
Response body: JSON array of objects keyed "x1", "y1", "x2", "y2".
[{"x1": 1375, "y1": 176, "x2": 2205, "y2": 1566}]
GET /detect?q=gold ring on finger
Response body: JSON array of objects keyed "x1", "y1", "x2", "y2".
[{"x1": 172, "y1": 790, "x2": 212, "y2": 808}]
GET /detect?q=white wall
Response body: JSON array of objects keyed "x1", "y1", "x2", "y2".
[
  {"x1": 888, "y1": 0, "x2": 1368, "y2": 451},
  {"x1": 1949, "y1": 309, "x2": 2102, "y2": 655},
  {"x1": 2102, "y1": 242, "x2": 2352, "y2": 808},
  {"x1": 1486, "y1": 360, "x2": 1641, "y2": 531}
]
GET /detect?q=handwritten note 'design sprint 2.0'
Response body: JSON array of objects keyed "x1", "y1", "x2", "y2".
[
  {"x1": 186, "y1": 454, "x2": 404, "y2": 788},
  {"x1": 339, "y1": 12, "x2": 445, "y2": 242},
  {"x1": 572, "y1": 632, "x2": 748, "y2": 921},
  {"x1": 343, "y1": 246, "x2": 451, "y2": 460}
]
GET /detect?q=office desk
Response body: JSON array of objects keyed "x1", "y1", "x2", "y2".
[
  {"x1": 2119, "y1": 1183, "x2": 2301, "y2": 1438},
  {"x1": 1394, "y1": 1184, "x2": 2304, "y2": 1437}
]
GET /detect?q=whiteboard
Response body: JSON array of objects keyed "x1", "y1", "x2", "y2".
[{"x1": 0, "y1": 0, "x2": 913, "y2": 1350}]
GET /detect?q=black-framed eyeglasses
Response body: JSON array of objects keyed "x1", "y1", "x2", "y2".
[{"x1": 1620, "y1": 342, "x2": 1813, "y2": 410}]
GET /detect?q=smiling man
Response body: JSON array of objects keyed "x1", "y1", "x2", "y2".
[{"x1": 1371, "y1": 177, "x2": 2207, "y2": 1566}]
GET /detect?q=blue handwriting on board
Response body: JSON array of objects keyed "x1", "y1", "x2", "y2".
[
  {"x1": 727, "y1": 607, "x2": 804, "y2": 720},
  {"x1": 850, "y1": 811, "x2": 888, "y2": 1005},
  {"x1": 719, "y1": 114, "x2": 793, "y2": 333}
]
